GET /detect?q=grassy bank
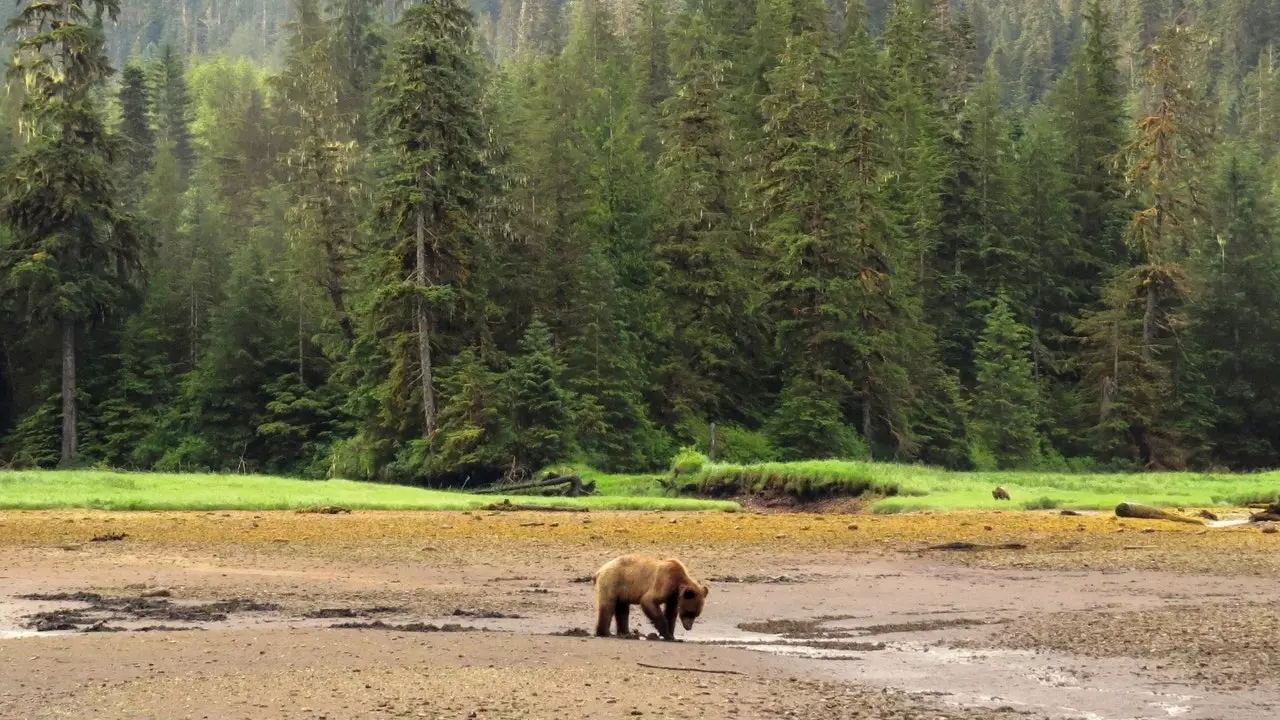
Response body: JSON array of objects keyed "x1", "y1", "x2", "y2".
[
  {"x1": 668, "y1": 460, "x2": 1280, "y2": 512},
  {"x1": 0, "y1": 470, "x2": 738, "y2": 512}
]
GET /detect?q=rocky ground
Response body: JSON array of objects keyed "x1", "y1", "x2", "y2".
[{"x1": 2, "y1": 507, "x2": 1278, "y2": 719}]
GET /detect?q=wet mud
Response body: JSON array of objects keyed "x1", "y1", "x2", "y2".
[{"x1": 4, "y1": 509, "x2": 1280, "y2": 719}]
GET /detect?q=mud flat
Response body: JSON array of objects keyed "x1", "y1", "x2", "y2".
[{"x1": 2, "y1": 509, "x2": 1279, "y2": 719}]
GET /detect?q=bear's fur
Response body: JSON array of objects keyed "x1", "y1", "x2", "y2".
[
  {"x1": 992, "y1": 486, "x2": 1010, "y2": 501},
  {"x1": 592, "y1": 554, "x2": 709, "y2": 640}
]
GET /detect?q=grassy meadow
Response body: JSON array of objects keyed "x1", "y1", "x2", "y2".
[
  {"x1": 0, "y1": 470, "x2": 737, "y2": 512},
  {"x1": 2, "y1": 461, "x2": 1277, "y2": 514},
  {"x1": 667, "y1": 460, "x2": 1280, "y2": 512}
]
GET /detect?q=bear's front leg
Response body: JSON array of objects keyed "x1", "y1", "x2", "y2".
[
  {"x1": 639, "y1": 597, "x2": 669, "y2": 638},
  {"x1": 661, "y1": 598, "x2": 679, "y2": 641}
]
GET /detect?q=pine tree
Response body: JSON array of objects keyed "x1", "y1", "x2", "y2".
[
  {"x1": 933, "y1": 59, "x2": 1021, "y2": 376},
  {"x1": 158, "y1": 241, "x2": 293, "y2": 471},
  {"x1": 274, "y1": 0, "x2": 361, "y2": 346},
  {"x1": 370, "y1": 0, "x2": 487, "y2": 440},
  {"x1": 1193, "y1": 148, "x2": 1280, "y2": 468},
  {"x1": 1050, "y1": 0, "x2": 1130, "y2": 289},
  {"x1": 153, "y1": 44, "x2": 195, "y2": 183},
  {"x1": 653, "y1": 9, "x2": 754, "y2": 424},
  {"x1": 971, "y1": 294, "x2": 1042, "y2": 469},
  {"x1": 831, "y1": 0, "x2": 946, "y2": 458},
  {"x1": 432, "y1": 347, "x2": 513, "y2": 472},
  {"x1": 507, "y1": 317, "x2": 574, "y2": 472},
  {"x1": 1, "y1": 0, "x2": 144, "y2": 466},
  {"x1": 326, "y1": 0, "x2": 384, "y2": 139},
  {"x1": 753, "y1": 16, "x2": 869, "y2": 458},
  {"x1": 1077, "y1": 22, "x2": 1212, "y2": 469},
  {"x1": 118, "y1": 61, "x2": 155, "y2": 183}
]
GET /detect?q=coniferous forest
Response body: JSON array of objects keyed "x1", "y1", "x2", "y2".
[{"x1": 2, "y1": 0, "x2": 1280, "y2": 483}]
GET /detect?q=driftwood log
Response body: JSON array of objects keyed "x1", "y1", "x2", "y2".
[
  {"x1": 1249, "y1": 503, "x2": 1280, "y2": 523},
  {"x1": 1114, "y1": 502, "x2": 1204, "y2": 525},
  {"x1": 474, "y1": 474, "x2": 593, "y2": 497}
]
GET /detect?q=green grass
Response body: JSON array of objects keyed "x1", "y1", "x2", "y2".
[
  {"x1": 0, "y1": 470, "x2": 738, "y2": 512},
  {"x1": 666, "y1": 460, "x2": 1280, "y2": 512},
  {"x1": 670, "y1": 459, "x2": 924, "y2": 501}
]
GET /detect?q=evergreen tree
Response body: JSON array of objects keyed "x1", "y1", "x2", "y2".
[
  {"x1": 1, "y1": 0, "x2": 144, "y2": 466},
  {"x1": 653, "y1": 10, "x2": 754, "y2": 424},
  {"x1": 970, "y1": 294, "x2": 1042, "y2": 469},
  {"x1": 933, "y1": 59, "x2": 1021, "y2": 377},
  {"x1": 370, "y1": 0, "x2": 487, "y2": 441},
  {"x1": 327, "y1": 0, "x2": 384, "y2": 138},
  {"x1": 1050, "y1": 0, "x2": 1130, "y2": 291},
  {"x1": 118, "y1": 62, "x2": 155, "y2": 183},
  {"x1": 274, "y1": 0, "x2": 361, "y2": 346},
  {"x1": 432, "y1": 347, "x2": 513, "y2": 472},
  {"x1": 1193, "y1": 148, "x2": 1280, "y2": 468},
  {"x1": 157, "y1": 241, "x2": 293, "y2": 471},
  {"x1": 753, "y1": 17, "x2": 867, "y2": 457},
  {"x1": 153, "y1": 44, "x2": 195, "y2": 182},
  {"x1": 1077, "y1": 22, "x2": 1212, "y2": 468},
  {"x1": 507, "y1": 317, "x2": 574, "y2": 471}
]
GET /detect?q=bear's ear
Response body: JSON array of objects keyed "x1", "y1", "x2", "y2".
[{"x1": 701, "y1": 583, "x2": 709, "y2": 595}]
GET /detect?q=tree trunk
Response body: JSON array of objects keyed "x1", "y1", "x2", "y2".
[
  {"x1": 322, "y1": 235, "x2": 355, "y2": 345},
  {"x1": 862, "y1": 378, "x2": 873, "y2": 442},
  {"x1": 415, "y1": 205, "x2": 436, "y2": 437},
  {"x1": 1141, "y1": 280, "x2": 1156, "y2": 364},
  {"x1": 59, "y1": 315, "x2": 77, "y2": 467}
]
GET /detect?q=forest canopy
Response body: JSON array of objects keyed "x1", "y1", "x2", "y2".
[{"x1": 2, "y1": 0, "x2": 1280, "y2": 483}]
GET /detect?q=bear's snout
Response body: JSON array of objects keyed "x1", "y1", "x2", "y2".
[{"x1": 681, "y1": 615, "x2": 695, "y2": 630}]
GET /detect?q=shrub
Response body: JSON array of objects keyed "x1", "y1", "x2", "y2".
[{"x1": 671, "y1": 446, "x2": 708, "y2": 475}]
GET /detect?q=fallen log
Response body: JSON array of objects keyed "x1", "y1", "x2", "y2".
[
  {"x1": 1249, "y1": 503, "x2": 1280, "y2": 523},
  {"x1": 1114, "y1": 502, "x2": 1204, "y2": 525},
  {"x1": 474, "y1": 474, "x2": 590, "y2": 497}
]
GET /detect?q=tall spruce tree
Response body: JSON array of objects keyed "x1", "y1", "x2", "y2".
[
  {"x1": 653, "y1": 9, "x2": 753, "y2": 424},
  {"x1": 118, "y1": 62, "x2": 155, "y2": 184},
  {"x1": 1193, "y1": 148, "x2": 1280, "y2": 468},
  {"x1": 370, "y1": 0, "x2": 487, "y2": 441},
  {"x1": 1077, "y1": 22, "x2": 1212, "y2": 468},
  {"x1": 970, "y1": 294, "x2": 1042, "y2": 469},
  {"x1": 153, "y1": 44, "x2": 195, "y2": 183},
  {"x1": 753, "y1": 14, "x2": 869, "y2": 458},
  {"x1": 1051, "y1": 0, "x2": 1130, "y2": 290},
  {"x1": 507, "y1": 317, "x2": 574, "y2": 471},
  {"x1": 1, "y1": 0, "x2": 143, "y2": 466},
  {"x1": 274, "y1": 0, "x2": 361, "y2": 346}
]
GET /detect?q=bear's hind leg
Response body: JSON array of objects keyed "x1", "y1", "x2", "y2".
[
  {"x1": 595, "y1": 600, "x2": 615, "y2": 637},
  {"x1": 614, "y1": 600, "x2": 631, "y2": 636}
]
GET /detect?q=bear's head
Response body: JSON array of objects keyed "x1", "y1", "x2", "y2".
[{"x1": 677, "y1": 582, "x2": 709, "y2": 630}]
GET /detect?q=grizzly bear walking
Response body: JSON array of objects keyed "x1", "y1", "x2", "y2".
[{"x1": 593, "y1": 554, "x2": 709, "y2": 641}]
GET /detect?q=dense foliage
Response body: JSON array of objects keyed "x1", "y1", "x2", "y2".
[{"x1": 3, "y1": 0, "x2": 1280, "y2": 482}]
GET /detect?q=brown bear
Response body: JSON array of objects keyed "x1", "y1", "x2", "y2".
[
  {"x1": 992, "y1": 486, "x2": 1010, "y2": 501},
  {"x1": 593, "y1": 554, "x2": 709, "y2": 641}
]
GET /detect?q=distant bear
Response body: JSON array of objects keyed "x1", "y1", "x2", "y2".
[
  {"x1": 992, "y1": 486, "x2": 1010, "y2": 501},
  {"x1": 593, "y1": 554, "x2": 709, "y2": 641}
]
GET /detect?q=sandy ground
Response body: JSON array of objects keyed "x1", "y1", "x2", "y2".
[{"x1": 2, "y1": 508, "x2": 1279, "y2": 720}]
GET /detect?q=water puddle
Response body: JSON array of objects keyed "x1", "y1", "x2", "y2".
[
  {"x1": 1206, "y1": 518, "x2": 1251, "y2": 528},
  {"x1": 684, "y1": 616, "x2": 1275, "y2": 720}
]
